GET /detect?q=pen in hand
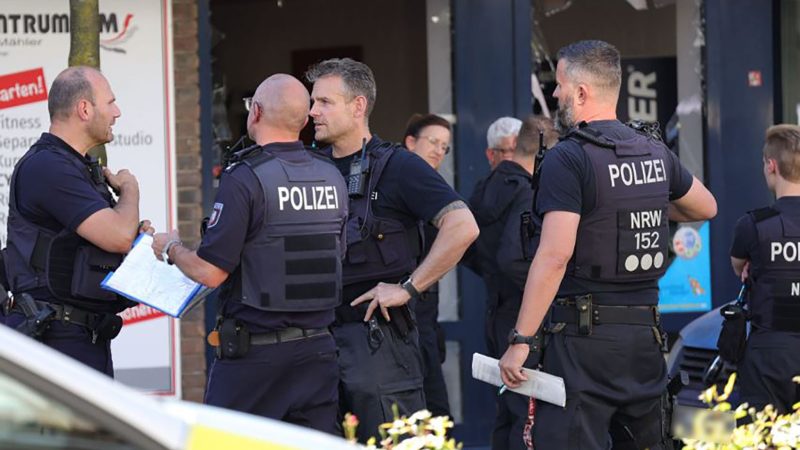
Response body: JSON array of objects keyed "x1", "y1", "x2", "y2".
[{"x1": 498, "y1": 384, "x2": 508, "y2": 396}]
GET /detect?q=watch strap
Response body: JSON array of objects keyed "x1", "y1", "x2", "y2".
[{"x1": 400, "y1": 277, "x2": 421, "y2": 299}]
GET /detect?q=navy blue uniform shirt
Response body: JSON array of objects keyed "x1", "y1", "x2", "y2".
[
  {"x1": 197, "y1": 141, "x2": 335, "y2": 332},
  {"x1": 15, "y1": 133, "x2": 108, "y2": 233},
  {"x1": 331, "y1": 136, "x2": 463, "y2": 304},
  {"x1": 13, "y1": 133, "x2": 110, "y2": 301},
  {"x1": 730, "y1": 196, "x2": 800, "y2": 260},
  {"x1": 536, "y1": 120, "x2": 694, "y2": 301}
]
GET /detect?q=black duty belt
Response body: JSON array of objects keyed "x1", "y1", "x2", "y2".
[
  {"x1": 551, "y1": 298, "x2": 660, "y2": 327},
  {"x1": 250, "y1": 327, "x2": 329, "y2": 345},
  {"x1": 10, "y1": 299, "x2": 101, "y2": 329}
]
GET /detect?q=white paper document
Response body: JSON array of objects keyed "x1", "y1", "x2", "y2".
[
  {"x1": 471, "y1": 353, "x2": 566, "y2": 407},
  {"x1": 101, "y1": 234, "x2": 209, "y2": 318}
]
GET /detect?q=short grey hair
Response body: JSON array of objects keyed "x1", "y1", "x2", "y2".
[
  {"x1": 556, "y1": 40, "x2": 621, "y2": 96},
  {"x1": 487, "y1": 117, "x2": 522, "y2": 148},
  {"x1": 48, "y1": 66, "x2": 97, "y2": 121},
  {"x1": 305, "y1": 58, "x2": 377, "y2": 117}
]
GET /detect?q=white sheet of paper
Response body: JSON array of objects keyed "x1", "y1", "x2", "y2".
[
  {"x1": 471, "y1": 353, "x2": 566, "y2": 407},
  {"x1": 102, "y1": 234, "x2": 202, "y2": 317}
]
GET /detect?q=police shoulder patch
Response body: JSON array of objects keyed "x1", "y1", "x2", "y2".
[{"x1": 208, "y1": 202, "x2": 224, "y2": 228}]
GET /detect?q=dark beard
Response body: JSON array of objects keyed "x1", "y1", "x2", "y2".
[{"x1": 555, "y1": 103, "x2": 575, "y2": 135}]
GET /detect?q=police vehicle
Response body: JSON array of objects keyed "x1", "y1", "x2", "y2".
[
  {"x1": 0, "y1": 324, "x2": 354, "y2": 450},
  {"x1": 666, "y1": 306, "x2": 742, "y2": 407}
]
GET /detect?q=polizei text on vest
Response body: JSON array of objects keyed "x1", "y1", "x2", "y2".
[
  {"x1": 608, "y1": 158, "x2": 666, "y2": 188},
  {"x1": 278, "y1": 185, "x2": 340, "y2": 211}
]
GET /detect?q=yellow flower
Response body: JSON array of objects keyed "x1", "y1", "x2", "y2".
[{"x1": 717, "y1": 373, "x2": 737, "y2": 402}]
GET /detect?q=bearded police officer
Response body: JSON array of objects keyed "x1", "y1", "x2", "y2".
[
  {"x1": 499, "y1": 40, "x2": 717, "y2": 449},
  {"x1": 731, "y1": 125, "x2": 800, "y2": 414},
  {"x1": 2, "y1": 66, "x2": 149, "y2": 376},
  {"x1": 152, "y1": 74, "x2": 347, "y2": 433},
  {"x1": 306, "y1": 58, "x2": 479, "y2": 442}
]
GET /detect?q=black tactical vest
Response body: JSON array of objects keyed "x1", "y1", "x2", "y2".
[
  {"x1": 331, "y1": 140, "x2": 422, "y2": 286},
  {"x1": 237, "y1": 148, "x2": 347, "y2": 312},
  {"x1": 747, "y1": 206, "x2": 800, "y2": 332},
  {"x1": 5, "y1": 141, "x2": 132, "y2": 313},
  {"x1": 568, "y1": 125, "x2": 670, "y2": 289}
]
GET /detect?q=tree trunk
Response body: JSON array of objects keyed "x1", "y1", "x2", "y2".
[{"x1": 68, "y1": 0, "x2": 107, "y2": 164}]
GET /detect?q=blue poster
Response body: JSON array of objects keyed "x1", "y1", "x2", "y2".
[{"x1": 658, "y1": 222, "x2": 712, "y2": 313}]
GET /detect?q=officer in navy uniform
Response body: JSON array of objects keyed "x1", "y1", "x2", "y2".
[
  {"x1": 2, "y1": 66, "x2": 148, "y2": 376},
  {"x1": 152, "y1": 74, "x2": 347, "y2": 433},
  {"x1": 499, "y1": 40, "x2": 717, "y2": 449},
  {"x1": 402, "y1": 113, "x2": 454, "y2": 418},
  {"x1": 464, "y1": 117, "x2": 522, "y2": 358},
  {"x1": 490, "y1": 115, "x2": 558, "y2": 450},
  {"x1": 306, "y1": 58, "x2": 479, "y2": 442},
  {"x1": 731, "y1": 124, "x2": 800, "y2": 414}
]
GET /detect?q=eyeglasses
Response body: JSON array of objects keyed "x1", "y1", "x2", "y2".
[
  {"x1": 491, "y1": 147, "x2": 515, "y2": 156},
  {"x1": 243, "y1": 97, "x2": 256, "y2": 112},
  {"x1": 419, "y1": 135, "x2": 451, "y2": 154}
]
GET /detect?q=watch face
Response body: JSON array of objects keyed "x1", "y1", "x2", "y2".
[{"x1": 507, "y1": 328, "x2": 519, "y2": 343}]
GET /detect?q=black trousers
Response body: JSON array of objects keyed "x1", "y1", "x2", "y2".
[
  {"x1": 333, "y1": 321, "x2": 426, "y2": 443},
  {"x1": 738, "y1": 327, "x2": 800, "y2": 414},
  {"x1": 416, "y1": 294, "x2": 451, "y2": 417},
  {"x1": 204, "y1": 334, "x2": 339, "y2": 434},
  {"x1": 2, "y1": 311, "x2": 114, "y2": 376},
  {"x1": 533, "y1": 324, "x2": 668, "y2": 450},
  {"x1": 488, "y1": 307, "x2": 540, "y2": 450}
]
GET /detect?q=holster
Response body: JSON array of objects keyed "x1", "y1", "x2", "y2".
[
  {"x1": 93, "y1": 314, "x2": 123, "y2": 342},
  {"x1": 388, "y1": 304, "x2": 415, "y2": 338},
  {"x1": 575, "y1": 295, "x2": 592, "y2": 335},
  {"x1": 716, "y1": 303, "x2": 748, "y2": 363},
  {"x1": 216, "y1": 318, "x2": 250, "y2": 360},
  {"x1": 13, "y1": 293, "x2": 56, "y2": 338}
]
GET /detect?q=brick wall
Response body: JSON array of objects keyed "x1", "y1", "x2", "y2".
[{"x1": 172, "y1": 0, "x2": 206, "y2": 402}]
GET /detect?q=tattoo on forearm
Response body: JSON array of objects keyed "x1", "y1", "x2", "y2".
[{"x1": 432, "y1": 200, "x2": 468, "y2": 227}]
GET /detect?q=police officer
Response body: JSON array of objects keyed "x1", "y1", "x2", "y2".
[
  {"x1": 730, "y1": 124, "x2": 800, "y2": 414},
  {"x1": 489, "y1": 115, "x2": 558, "y2": 450},
  {"x1": 305, "y1": 58, "x2": 479, "y2": 442},
  {"x1": 463, "y1": 117, "x2": 522, "y2": 355},
  {"x1": 152, "y1": 74, "x2": 347, "y2": 433},
  {"x1": 403, "y1": 113, "x2": 453, "y2": 417},
  {"x1": 498, "y1": 40, "x2": 717, "y2": 449},
  {"x1": 2, "y1": 66, "x2": 147, "y2": 376}
]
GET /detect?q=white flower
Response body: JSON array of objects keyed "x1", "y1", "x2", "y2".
[{"x1": 408, "y1": 409, "x2": 432, "y2": 423}]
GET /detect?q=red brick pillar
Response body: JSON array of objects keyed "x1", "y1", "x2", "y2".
[{"x1": 172, "y1": 0, "x2": 206, "y2": 402}]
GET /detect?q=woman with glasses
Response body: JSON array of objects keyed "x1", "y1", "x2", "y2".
[
  {"x1": 400, "y1": 113, "x2": 453, "y2": 418},
  {"x1": 403, "y1": 114, "x2": 452, "y2": 171}
]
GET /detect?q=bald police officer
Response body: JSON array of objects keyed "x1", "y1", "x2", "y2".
[
  {"x1": 3, "y1": 66, "x2": 148, "y2": 375},
  {"x1": 731, "y1": 124, "x2": 800, "y2": 414},
  {"x1": 152, "y1": 74, "x2": 347, "y2": 433},
  {"x1": 499, "y1": 40, "x2": 717, "y2": 449}
]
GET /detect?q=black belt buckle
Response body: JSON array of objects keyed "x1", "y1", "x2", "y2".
[{"x1": 575, "y1": 295, "x2": 592, "y2": 335}]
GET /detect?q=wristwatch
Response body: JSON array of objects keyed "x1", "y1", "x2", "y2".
[
  {"x1": 507, "y1": 328, "x2": 537, "y2": 346},
  {"x1": 162, "y1": 239, "x2": 182, "y2": 265},
  {"x1": 400, "y1": 276, "x2": 421, "y2": 299}
]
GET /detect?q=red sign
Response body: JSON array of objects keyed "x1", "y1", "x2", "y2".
[
  {"x1": 748, "y1": 70, "x2": 762, "y2": 87},
  {"x1": 0, "y1": 68, "x2": 48, "y2": 110},
  {"x1": 119, "y1": 304, "x2": 165, "y2": 326}
]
